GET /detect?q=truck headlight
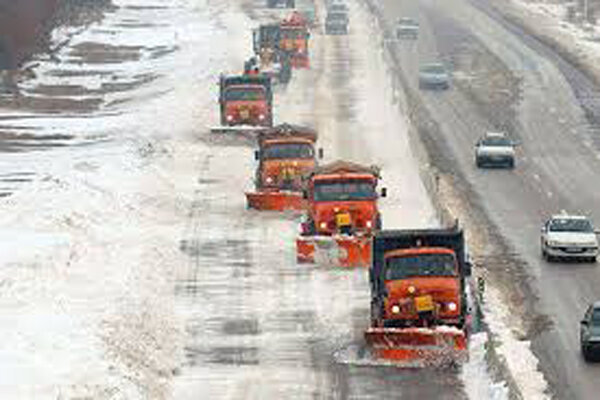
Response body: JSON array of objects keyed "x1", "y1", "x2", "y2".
[
  {"x1": 266, "y1": 176, "x2": 274, "y2": 184},
  {"x1": 366, "y1": 220, "x2": 373, "y2": 228},
  {"x1": 391, "y1": 305, "x2": 401, "y2": 314},
  {"x1": 227, "y1": 115, "x2": 234, "y2": 121},
  {"x1": 407, "y1": 286, "x2": 416, "y2": 294},
  {"x1": 258, "y1": 114, "x2": 266, "y2": 120},
  {"x1": 447, "y1": 302, "x2": 457, "y2": 312},
  {"x1": 319, "y1": 222, "x2": 327, "y2": 230}
]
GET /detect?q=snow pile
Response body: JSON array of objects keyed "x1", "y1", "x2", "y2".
[
  {"x1": 0, "y1": 0, "x2": 249, "y2": 397},
  {"x1": 500, "y1": 0, "x2": 600, "y2": 82}
]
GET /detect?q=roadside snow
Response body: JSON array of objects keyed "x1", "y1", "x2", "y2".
[
  {"x1": 498, "y1": 0, "x2": 600, "y2": 82},
  {"x1": 0, "y1": 0, "x2": 244, "y2": 397}
]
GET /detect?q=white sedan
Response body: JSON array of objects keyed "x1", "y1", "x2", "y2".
[{"x1": 541, "y1": 215, "x2": 599, "y2": 262}]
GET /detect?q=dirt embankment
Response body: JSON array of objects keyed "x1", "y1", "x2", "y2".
[{"x1": 0, "y1": 0, "x2": 111, "y2": 70}]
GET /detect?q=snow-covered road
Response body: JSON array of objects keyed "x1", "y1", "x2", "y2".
[{"x1": 0, "y1": 0, "x2": 505, "y2": 398}]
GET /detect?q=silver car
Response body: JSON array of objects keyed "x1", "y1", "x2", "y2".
[
  {"x1": 581, "y1": 302, "x2": 600, "y2": 361},
  {"x1": 419, "y1": 63, "x2": 450, "y2": 90},
  {"x1": 396, "y1": 17, "x2": 419, "y2": 40},
  {"x1": 475, "y1": 132, "x2": 516, "y2": 169}
]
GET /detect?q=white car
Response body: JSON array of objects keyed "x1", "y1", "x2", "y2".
[
  {"x1": 541, "y1": 215, "x2": 599, "y2": 262},
  {"x1": 475, "y1": 132, "x2": 516, "y2": 169}
]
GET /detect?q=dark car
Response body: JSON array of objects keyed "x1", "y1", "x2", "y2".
[{"x1": 580, "y1": 302, "x2": 600, "y2": 361}]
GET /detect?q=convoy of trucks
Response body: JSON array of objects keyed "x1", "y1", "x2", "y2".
[{"x1": 212, "y1": 5, "x2": 478, "y2": 368}]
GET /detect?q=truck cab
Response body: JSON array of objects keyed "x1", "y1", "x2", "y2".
[
  {"x1": 302, "y1": 161, "x2": 384, "y2": 236},
  {"x1": 255, "y1": 124, "x2": 319, "y2": 191},
  {"x1": 369, "y1": 227, "x2": 470, "y2": 329},
  {"x1": 381, "y1": 247, "x2": 462, "y2": 327},
  {"x1": 280, "y1": 12, "x2": 310, "y2": 68},
  {"x1": 219, "y1": 74, "x2": 273, "y2": 127}
]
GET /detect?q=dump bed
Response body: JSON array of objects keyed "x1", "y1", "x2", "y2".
[
  {"x1": 219, "y1": 74, "x2": 273, "y2": 103},
  {"x1": 310, "y1": 160, "x2": 380, "y2": 179},
  {"x1": 370, "y1": 226, "x2": 468, "y2": 295},
  {"x1": 258, "y1": 123, "x2": 317, "y2": 145}
]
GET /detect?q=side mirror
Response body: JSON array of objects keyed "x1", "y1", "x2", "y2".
[
  {"x1": 464, "y1": 260, "x2": 472, "y2": 277},
  {"x1": 254, "y1": 150, "x2": 260, "y2": 160},
  {"x1": 302, "y1": 190, "x2": 308, "y2": 199},
  {"x1": 595, "y1": 230, "x2": 600, "y2": 235},
  {"x1": 581, "y1": 320, "x2": 589, "y2": 325},
  {"x1": 381, "y1": 187, "x2": 387, "y2": 198},
  {"x1": 541, "y1": 226, "x2": 546, "y2": 233},
  {"x1": 318, "y1": 148, "x2": 324, "y2": 159}
]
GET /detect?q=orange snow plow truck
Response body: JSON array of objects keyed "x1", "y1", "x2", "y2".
[
  {"x1": 246, "y1": 123, "x2": 321, "y2": 211},
  {"x1": 296, "y1": 161, "x2": 386, "y2": 267},
  {"x1": 280, "y1": 11, "x2": 311, "y2": 69},
  {"x1": 365, "y1": 225, "x2": 471, "y2": 367},
  {"x1": 211, "y1": 73, "x2": 273, "y2": 133}
]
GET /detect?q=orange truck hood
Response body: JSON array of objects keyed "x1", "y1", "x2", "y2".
[
  {"x1": 312, "y1": 200, "x2": 377, "y2": 233},
  {"x1": 385, "y1": 277, "x2": 461, "y2": 300},
  {"x1": 261, "y1": 158, "x2": 314, "y2": 188}
]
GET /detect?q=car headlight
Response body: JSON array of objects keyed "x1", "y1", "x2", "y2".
[
  {"x1": 258, "y1": 114, "x2": 266, "y2": 120},
  {"x1": 547, "y1": 240, "x2": 561, "y2": 247},
  {"x1": 319, "y1": 221, "x2": 327, "y2": 230},
  {"x1": 265, "y1": 176, "x2": 274, "y2": 184},
  {"x1": 226, "y1": 115, "x2": 234, "y2": 121},
  {"x1": 391, "y1": 305, "x2": 401, "y2": 314},
  {"x1": 447, "y1": 302, "x2": 457, "y2": 312}
]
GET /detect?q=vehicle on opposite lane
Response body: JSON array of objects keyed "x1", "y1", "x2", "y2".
[
  {"x1": 540, "y1": 215, "x2": 599, "y2": 263},
  {"x1": 396, "y1": 17, "x2": 419, "y2": 40},
  {"x1": 475, "y1": 132, "x2": 517, "y2": 169},
  {"x1": 418, "y1": 62, "x2": 450, "y2": 90},
  {"x1": 580, "y1": 302, "x2": 600, "y2": 361}
]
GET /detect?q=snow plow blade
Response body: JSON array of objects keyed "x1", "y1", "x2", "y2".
[
  {"x1": 296, "y1": 235, "x2": 371, "y2": 267},
  {"x1": 364, "y1": 327, "x2": 467, "y2": 367},
  {"x1": 210, "y1": 125, "x2": 268, "y2": 134},
  {"x1": 246, "y1": 190, "x2": 304, "y2": 211}
]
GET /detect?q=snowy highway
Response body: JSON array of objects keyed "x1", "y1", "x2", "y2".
[
  {"x1": 3, "y1": 0, "x2": 600, "y2": 398},
  {"x1": 371, "y1": 0, "x2": 600, "y2": 398}
]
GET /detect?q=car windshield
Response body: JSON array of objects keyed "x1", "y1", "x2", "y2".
[
  {"x1": 224, "y1": 87, "x2": 265, "y2": 102},
  {"x1": 549, "y1": 218, "x2": 593, "y2": 233},
  {"x1": 481, "y1": 136, "x2": 511, "y2": 146},
  {"x1": 384, "y1": 253, "x2": 457, "y2": 280},
  {"x1": 421, "y1": 64, "x2": 445, "y2": 74},
  {"x1": 313, "y1": 180, "x2": 375, "y2": 201},
  {"x1": 592, "y1": 309, "x2": 600, "y2": 325},
  {"x1": 262, "y1": 143, "x2": 314, "y2": 159}
]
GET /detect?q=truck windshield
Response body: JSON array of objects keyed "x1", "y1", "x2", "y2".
[
  {"x1": 313, "y1": 180, "x2": 375, "y2": 202},
  {"x1": 384, "y1": 253, "x2": 457, "y2": 280},
  {"x1": 224, "y1": 87, "x2": 265, "y2": 102},
  {"x1": 328, "y1": 13, "x2": 347, "y2": 20},
  {"x1": 263, "y1": 143, "x2": 314, "y2": 159},
  {"x1": 281, "y1": 29, "x2": 306, "y2": 40},
  {"x1": 549, "y1": 218, "x2": 593, "y2": 233}
]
